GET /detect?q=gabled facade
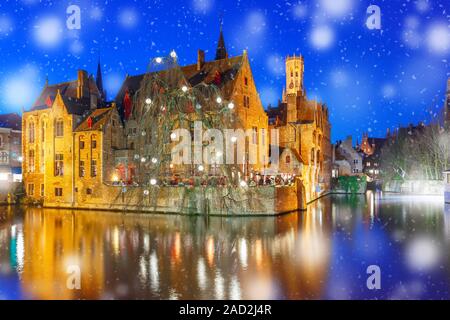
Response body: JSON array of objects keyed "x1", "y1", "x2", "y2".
[
  {"x1": 22, "y1": 69, "x2": 105, "y2": 204},
  {"x1": 115, "y1": 34, "x2": 268, "y2": 182}
]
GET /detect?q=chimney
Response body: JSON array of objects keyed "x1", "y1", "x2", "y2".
[
  {"x1": 77, "y1": 70, "x2": 89, "y2": 99},
  {"x1": 197, "y1": 49, "x2": 205, "y2": 71}
]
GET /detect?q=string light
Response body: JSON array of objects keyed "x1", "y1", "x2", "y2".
[
  {"x1": 240, "y1": 181, "x2": 248, "y2": 187},
  {"x1": 231, "y1": 136, "x2": 237, "y2": 143},
  {"x1": 216, "y1": 97, "x2": 222, "y2": 104},
  {"x1": 145, "y1": 98, "x2": 152, "y2": 105},
  {"x1": 227, "y1": 102, "x2": 235, "y2": 110},
  {"x1": 151, "y1": 157, "x2": 158, "y2": 164},
  {"x1": 181, "y1": 85, "x2": 188, "y2": 93},
  {"x1": 143, "y1": 190, "x2": 150, "y2": 196},
  {"x1": 170, "y1": 132, "x2": 177, "y2": 140},
  {"x1": 198, "y1": 165, "x2": 204, "y2": 172},
  {"x1": 141, "y1": 157, "x2": 146, "y2": 163},
  {"x1": 150, "y1": 178, "x2": 157, "y2": 185},
  {"x1": 155, "y1": 57, "x2": 163, "y2": 64},
  {"x1": 170, "y1": 50, "x2": 177, "y2": 58}
]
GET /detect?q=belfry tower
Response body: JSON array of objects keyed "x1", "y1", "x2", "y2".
[{"x1": 285, "y1": 55, "x2": 304, "y2": 97}]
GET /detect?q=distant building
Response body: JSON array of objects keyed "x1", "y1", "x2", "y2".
[
  {"x1": 358, "y1": 133, "x2": 387, "y2": 181},
  {"x1": 0, "y1": 113, "x2": 22, "y2": 184},
  {"x1": 332, "y1": 136, "x2": 363, "y2": 177}
]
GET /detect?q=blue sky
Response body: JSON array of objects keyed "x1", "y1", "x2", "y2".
[{"x1": 0, "y1": 0, "x2": 449, "y2": 141}]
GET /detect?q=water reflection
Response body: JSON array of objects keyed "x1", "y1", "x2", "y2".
[{"x1": 0, "y1": 193, "x2": 449, "y2": 300}]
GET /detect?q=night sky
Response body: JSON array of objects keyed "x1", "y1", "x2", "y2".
[{"x1": 0, "y1": 0, "x2": 449, "y2": 141}]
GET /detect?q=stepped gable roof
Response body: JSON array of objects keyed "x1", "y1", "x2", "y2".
[
  {"x1": 75, "y1": 107, "x2": 114, "y2": 132},
  {"x1": 0, "y1": 113, "x2": 22, "y2": 131},
  {"x1": 115, "y1": 55, "x2": 244, "y2": 119}
]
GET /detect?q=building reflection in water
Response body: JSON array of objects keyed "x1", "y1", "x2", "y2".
[{"x1": 0, "y1": 193, "x2": 449, "y2": 300}]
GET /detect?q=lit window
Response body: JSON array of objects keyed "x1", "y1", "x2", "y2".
[
  {"x1": 79, "y1": 136, "x2": 85, "y2": 149},
  {"x1": 91, "y1": 135, "x2": 97, "y2": 149},
  {"x1": 28, "y1": 122, "x2": 35, "y2": 143},
  {"x1": 55, "y1": 154, "x2": 64, "y2": 176},
  {"x1": 79, "y1": 160, "x2": 85, "y2": 177},
  {"x1": 28, "y1": 150, "x2": 35, "y2": 173},
  {"x1": 55, "y1": 188, "x2": 63, "y2": 197},
  {"x1": 28, "y1": 184, "x2": 34, "y2": 196},
  {"x1": 91, "y1": 160, "x2": 97, "y2": 177},
  {"x1": 0, "y1": 151, "x2": 8, "y2": 164},
  {"x1": 55, "y1": 120, "x2": 64, "y2": 137}
]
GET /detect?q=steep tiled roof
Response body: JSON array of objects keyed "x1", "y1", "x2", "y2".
[
  {"x1": 75, "y1": 107, "x2": 113, "y2": 132},
  {"x1": 115, "y1": 56, "x2": 244, "y2": 120},
  {"x1": 31, "y1": 76, "x2": 100, "y2": 113},
  {"x1": 0, "y1": 113, "x2": 21, "y2": 131}
]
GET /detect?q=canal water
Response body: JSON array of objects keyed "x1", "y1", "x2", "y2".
[{"x1": 0, "y1": 192, "x2": 449, "y2": 300}]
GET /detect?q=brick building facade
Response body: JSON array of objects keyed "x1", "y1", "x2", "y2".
[{"x1": 21, "y1": 28, "x2": 331, "y2": 210}]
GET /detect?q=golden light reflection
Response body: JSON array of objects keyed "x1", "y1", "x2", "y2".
[
  {"x1": 171, "y1": 232, "x2": 181, "y2": 263},
  {"x1": 2, "y1": 199, "x2": 335, "y2": 300},
  {"x1": 206, "y1": 236, "x2": 215, "y2": 266}
]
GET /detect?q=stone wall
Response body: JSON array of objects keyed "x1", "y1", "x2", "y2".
[{"x1": 44, "y1": 182, "x2": 303, "y2": 216}]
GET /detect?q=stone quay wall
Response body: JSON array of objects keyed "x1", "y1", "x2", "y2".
[{"x1": 43, "y1": 182, "x2": 305, "y2": 216}]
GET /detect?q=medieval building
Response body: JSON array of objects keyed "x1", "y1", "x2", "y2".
[
  {"x1": 22, "y1": 27, "x2": 272, "y2": 208},
  {"x1": 21, "y1": 65, "x2": 125, "y2": 206},
  {"x1": 21, "y1": 27, "x2": 331, "y2": 211},
  {"x1": 357, "y1": 133, "x2": 387, "y2": 182},
  {"x1": 267, "y1": 55, "x2": 332, "y2": 203}
]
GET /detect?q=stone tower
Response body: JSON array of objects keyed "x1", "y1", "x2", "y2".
[{"x1": 285, "y1": 55, "x2": 304, "y2": 97}]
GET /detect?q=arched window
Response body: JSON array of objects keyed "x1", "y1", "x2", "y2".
[
  {"x1": 28, "y1": 121, "x2": 35, "y2": 143},
  {"x1": 286, "y1": 155, "x2": 291, "y2": 164},
  {"x1": 41, "y1": 120, "x2": 46, "y2": 142},
  {"x1": 55, "y1": 119, "x2": 64, "y2": 137},
  {"x1": 28, "y1": 149, "x2": 35, "y2": 173}
]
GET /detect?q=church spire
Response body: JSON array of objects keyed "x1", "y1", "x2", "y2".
[
  {"x1": 215, "y1": 18, "x2": 228, "y2": 60},
  {"x1": 96, "y1": 59, "x2": 105, "y2": 101}
]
